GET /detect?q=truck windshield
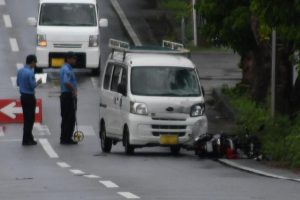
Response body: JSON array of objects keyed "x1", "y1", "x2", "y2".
[
  {"x1": 131, "y1": 67, "x2": 201, "y2": 97},
  {"x1": 39, "y1": 3, "x2": 97, "y2": 26}
]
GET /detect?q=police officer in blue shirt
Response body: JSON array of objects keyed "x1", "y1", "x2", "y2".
[
  {"x1": 17, "y1": 55, "x2": 42, "y2": 146},
  {"x1": 60, "y1": 52, "x2": 78, "y2": 145}
]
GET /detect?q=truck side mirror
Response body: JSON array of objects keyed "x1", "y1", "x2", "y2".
[
  {"x1": 117, "y1": 84, "x2": 127, "y2": 96},
  {"x1": 27, "y1": 17, "x2": 37, "y2": 27},
  {"x1": 99, "y1": 18, "x2": 108, "y2": 28}
]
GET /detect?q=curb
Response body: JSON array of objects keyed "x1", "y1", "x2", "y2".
[
  {"x1": 218, "y1": 159, "x2": 300, "y2": 183},
  {"x1": 110, "y1": 0, "x2": 142, "y2": 46}
]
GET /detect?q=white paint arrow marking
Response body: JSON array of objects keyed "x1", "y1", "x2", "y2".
[{"x1": 0, "y1": 102, "x2": 39, "y2": 119}]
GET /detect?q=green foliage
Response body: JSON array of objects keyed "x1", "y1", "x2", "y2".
[{"x1": 224, "y1": 86, "x2": 300, "y2": 167}]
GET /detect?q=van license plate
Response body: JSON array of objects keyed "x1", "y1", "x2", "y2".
[
  {"x1": 51, "y1": 58, "x2": 64, "y2": 68},
  {"x1": 160, "y1": 135, "x2": 178, "y2": 145}
]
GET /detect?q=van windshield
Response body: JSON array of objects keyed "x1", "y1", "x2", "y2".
[
  {"x1": 39, "y1": 3, "x2": 97, "y2": 26},
  {"x1": 131, "y1": 67, "x2": 201, "y2": 97}
]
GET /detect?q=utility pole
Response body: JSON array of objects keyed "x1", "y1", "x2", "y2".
[
  {"x1": 192, "y1": 0, "x2": 197, "y2": 46},
  {"x1": 271, "y1": 28, "x2": 276, "y2": 118}
]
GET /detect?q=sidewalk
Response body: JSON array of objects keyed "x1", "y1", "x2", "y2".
[{"x1": 110, "y1": 0, "x2": 300, "y2": 182}]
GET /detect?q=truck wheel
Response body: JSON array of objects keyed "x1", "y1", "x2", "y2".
[
  {"x1": 100, "y1": 122, "x2": 112, "y2": 153},
  {"x1": 124, "y1": 128, "x2": 134, "y2": 155}
]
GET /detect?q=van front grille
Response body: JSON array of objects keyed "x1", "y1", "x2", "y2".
[{"x1": 53, "y1": 44, "x2": 82, "y2": 48}]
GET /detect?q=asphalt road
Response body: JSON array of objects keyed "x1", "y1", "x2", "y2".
[{"x1": 0, "y1": 0, "x2": 300, "y2": 200}]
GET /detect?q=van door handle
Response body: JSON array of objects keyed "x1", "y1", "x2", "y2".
[{"x1": 114, "y1": 97, "x2": 119, "y2": 104}]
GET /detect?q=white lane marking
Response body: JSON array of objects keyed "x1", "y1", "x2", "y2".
[
  {"x1": 3, "y1": 14, "x2": 12, "y2": 28},
  {"x1": 33, "y1": 123, "x2": 51, "y2": 136},
  {"x1": 99, "y1": 180, "x2": 119, "y2": 188},
  {"x1": 11, "y1": 77, "x2": 17, "y2": 88},
  {"x1": 91, "y1": 77, "x2": 98, "y2": 89},
  {"x1": 84, "y1": 174, "x2": 100, "y2": 179},
  {"x1": 16, "y1": 63, "x2": 23, "y2": 71},
  {"x1": 9, "y1": 38, "x2": 19, "y2": 52},
  {"x1": 70, "y1": 169, "x2": 85, "y2": 176},
  {"x1": 219, "y1": 159, "x2": 290, "y2": 180},
  {"x1": 57, "y1": 162, "x2": 71, "y2": 168},
  {"x1": 39, "y1": 139, "x2": 59, "y2": 158},
  {"x1": 111, "y1": 0, "x2": 142, "y2": 46},
  {"x1": 0, "y1": 0, "x2": 6, "y2": 6},
  {"x1": 118, "y1": 192, "x2": 140, "y2": 199},
  {"x1": 77, "y1": 125, "x2": 95, "y2": 136}
]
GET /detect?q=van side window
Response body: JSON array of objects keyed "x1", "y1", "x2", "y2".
[
  {"x1": 110, "y1": 66, "x2": 122, "y2": 92},
  {"x1": 120, "y1": 68, "x2": 127, "y2": 86},
  {"x1": 103, "y1": 64, "x2": 113, "y2": 90}
]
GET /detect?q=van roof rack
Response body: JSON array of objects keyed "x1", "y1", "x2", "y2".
[{"x1": 108, "y1": 39, "x2": 190, "y2": 61}]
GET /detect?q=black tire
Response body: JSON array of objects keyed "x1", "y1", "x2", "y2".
[
  {"x1": 170, "y1": 146, "x2": 181, "y2": 155},
  {"x1": 123, "y1": 128, "x2": 134, "y2": 155},
  {"x1": 34, "y1": 67, "x2": 43, "y2": 74},
  {"x1": 100, "y1": 122, "x2": 112, "y2": 153}
]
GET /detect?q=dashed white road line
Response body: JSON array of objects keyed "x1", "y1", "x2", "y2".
[
  {"x1": 3, "y1": 14, "x2": 12, "y2": 28},
  {"x1": 0, "y1": 127, "x2": 4, "y2": 137},
  {"x1": 11, "y1": 76, "x2": 17, "y2": 88},
  {"x1": 84, "y1": 174, "x2": 101, "y2": 179},
  {"x1": 57, "y1": 162, "x2": 71, "y2": 168},
  {"x1": 91, "y1": 77, "x2": 98, "y2": 89},
  {"x1": 0, "y1": 0, "x2": 6, "y2": 6},
  {"x1": 0, "y1": 139, "x2": 21, "y2": 142},
  {"x1": 70, "y1": 169, "x2": 85, "y2": 176},
  {"x1": 16, "y1": 63, "x2": 23, "y2": 70},
  {"x1": 39, "y1": 138, "x2": 59, "y2": 158},
  {"x1": 99, "y1": 180, "x2": 119, "y2": 188},
  {"x1": 9, "y1": 38, "x2": 19, "y2": 52},
  {"x1": 118, "y1": 192, "x2": 140, "y2": 199}
]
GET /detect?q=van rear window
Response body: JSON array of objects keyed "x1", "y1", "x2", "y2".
[{"x1": 39, "y1": 3, "x2": 97, "y2": 26}]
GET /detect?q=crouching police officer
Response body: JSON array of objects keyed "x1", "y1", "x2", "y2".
[{"x1": 17, "y1": 55, "x2": 42, "y2": 146}]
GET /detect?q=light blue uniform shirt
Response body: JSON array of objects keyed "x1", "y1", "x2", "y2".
[
  {"x1": 60, "y1": 63, "x2": 77, "y2": 93},
  {"x1": 17, "y1": 65, "x2": 36, "y2": 95}
]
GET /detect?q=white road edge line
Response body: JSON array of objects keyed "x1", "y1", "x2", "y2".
[
  {"x1": 3, "y1": 14, "x2": 12, "y2": 28},
  {"x1": 57, "y1": 162, "x2": 71, "y2": 168},
  {"x1": 11, "y1": 76, "x2": 17, "y2": 88},
  {"x1": 110, "y1": 0, "x2": 142, "y2": 46},
  {"x1": 118, "y1": 192, "x2": 140, "y2": 199},
  {"x1": 0, "y1": 0, "x2": 6, "y2": 6},
  {"x1": 70, "y1": 169, "x2": 85, "y2": 176},
  {"x1": 16, "y1": 63, "x2": 23, "y2": 70},
  {"x1": 84, "y1": 174, "x2": 101, "y2": 179},
  {"x1": 9, "y1": 38, "x2": 19, "y2": 52},
  {"x1": 0, "y1": 127, "x2": 4, "y2": 137},
  {"x1": 0, "y1": 139, "x2": 21, "y2": 142},
  {"x1": 39, "y1": 139, "x2": 59, "y2": 158},
  {"x1": 219, "y1": 159, "x2": 290, "y2": 180},
  {"x1": 99, "y1": 180, "x2": 119, "y2": 188}
]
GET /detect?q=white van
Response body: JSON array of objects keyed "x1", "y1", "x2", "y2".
[
  {"x1": 27, "y1": 0, "x2": 108, "y2": 75},
  {"x1": 99, "y1": 39, "x2": 208, "y2": 155}
]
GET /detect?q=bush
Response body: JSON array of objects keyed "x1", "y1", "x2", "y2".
[{"x1": 224, "y1": 86, "x2": 300, "y2": 168}]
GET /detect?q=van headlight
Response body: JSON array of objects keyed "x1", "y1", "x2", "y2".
[
  {"x1": 130, "y1": 102, "x2": 148, "y2": 116},
  {"x1": 37, "y1": 34, "x2": 47, "y2": 47},
  {"x1": 190, "y1": 103, "x2": 205, "y2": 117},
  {"x1": 89, "y1": 35, "x2": 99, "y2": 47}
]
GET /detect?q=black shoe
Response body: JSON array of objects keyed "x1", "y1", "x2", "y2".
[
  {"x1": 60, "y1": 140, "x2": 78, "y2": 145},
  {"x1": 22, "y1": 140, "x2": 37, "y2": 146}
]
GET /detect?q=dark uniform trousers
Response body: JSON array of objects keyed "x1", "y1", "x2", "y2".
[
  {"x1": 60, "y1": 92, "x2": 77, "y2": 142},
  {"x1": 20, "y1": 94, "x2": 36, "y2": 143}
]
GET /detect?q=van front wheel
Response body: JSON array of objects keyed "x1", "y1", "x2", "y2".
[
  {"x1": 170, "y1": 146, "x2": 181, "y2": 155},
  {"x1": 124, "y1": 128, "x2": 134, "y2": 155},
  {"x1": 100, "y1": 123, "x2": 112, "y2": 153}
]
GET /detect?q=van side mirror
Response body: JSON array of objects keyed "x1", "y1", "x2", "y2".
[
  {"x1": 117, "y1": 84, "x2": 127, "y2": 96},
  {"x1": 99, "y1": 18, "x2": 108, "y2": 28},
  {"x1": 27, "y1": 17, "x2": 37, "y2": 27},
  {"x1": 201, "y1": 86, "x2": 205, "y2": 97}
]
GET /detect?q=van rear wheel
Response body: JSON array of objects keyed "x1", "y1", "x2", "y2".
[
  {"x1": 124, "y1": 128, "x2": 134, "y2": 155},
  {"x1": 100, "y1": 123, "x2": 112, "y2": 153}
]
